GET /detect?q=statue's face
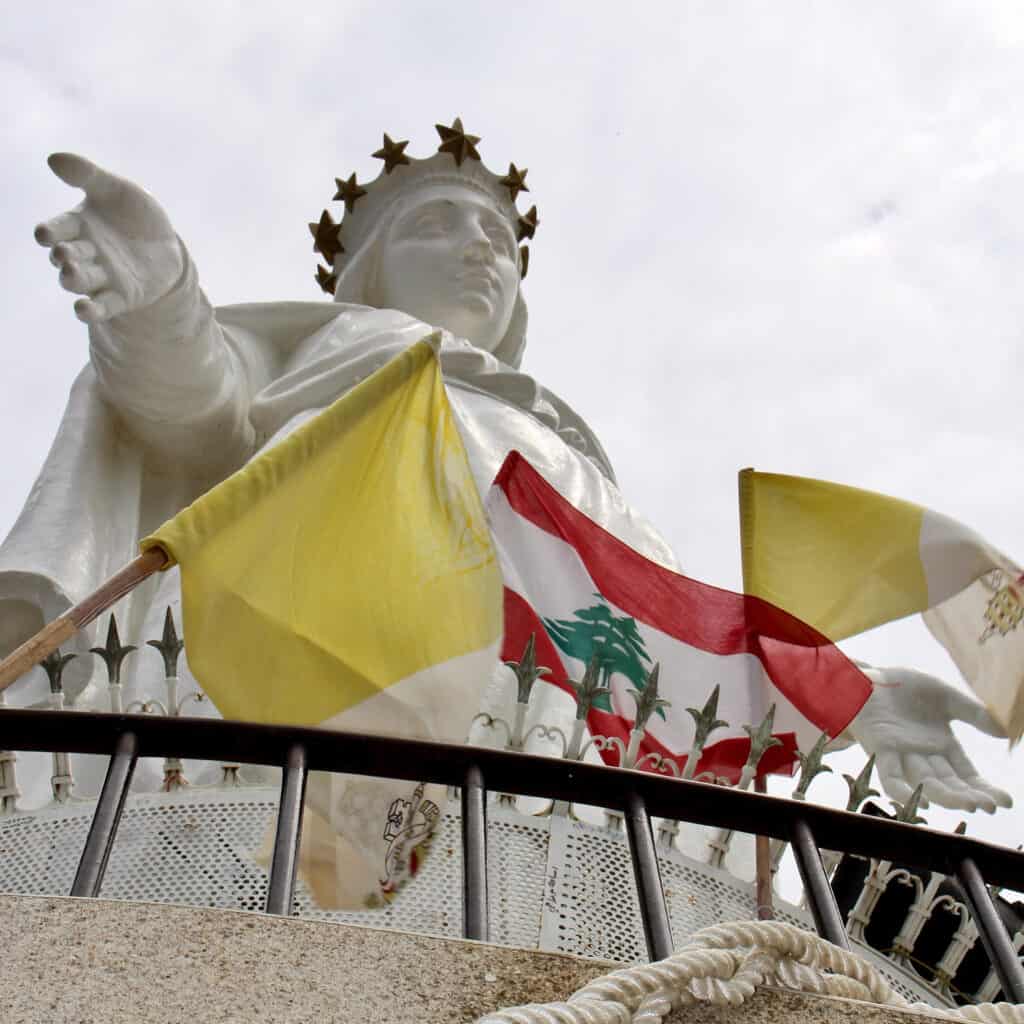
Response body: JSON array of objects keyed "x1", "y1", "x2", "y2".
[{"x1": 376, "y1": 183, "x2": 520, "y2": 352}]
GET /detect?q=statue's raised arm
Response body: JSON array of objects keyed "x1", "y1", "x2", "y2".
[{"x1": 36, "y1": 153, "x2": 252, "y2": 472}]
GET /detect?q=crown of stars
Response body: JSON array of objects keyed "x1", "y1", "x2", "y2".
[
  {"x1": 435, "y1": 116, "x2": 481, "y2": 166},
  {"x1": 499, "y1": 163, "x2": 529, "y2": 200},
  {"x1": 308, "y1": 210, "x2": 343, "y2": 263},
  {"x1": 516, "y1": 205, "x2": 539, "y2": 242},
  {"x1": 333, "y1": 173, "x2": 368, "y2": 213},
  {"x1": 309, "y1": 120, "x2": 541, "y2": 294},
  {"x1": 371, "y1": 133, "x2": 411, "y2": 174},
  {"x1": 315, "y1": 264, "x2": 337, "y2": 295}
]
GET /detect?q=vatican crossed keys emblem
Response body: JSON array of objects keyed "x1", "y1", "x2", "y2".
[{"x1": 979, "y1": 570, "x2": 1024, "y2": 644}]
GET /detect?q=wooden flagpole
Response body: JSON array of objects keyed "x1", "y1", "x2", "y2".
[
  {"x1": 739, "y1": 467, "x2": 775, "y2": 918},
  {"x1": 754, "y1": 774, "x2": 775, "y2": 919},
  {"x1": 0, "y1": 547, "x2": 168, "y2": 693}
]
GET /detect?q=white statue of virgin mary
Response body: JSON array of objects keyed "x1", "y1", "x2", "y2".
[{"x1": 0, "y1": 121, "x2": 1011, "y2": 814}]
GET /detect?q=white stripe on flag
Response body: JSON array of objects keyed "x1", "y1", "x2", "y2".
[{"x1": 488, "y1": 485, "x2": 827, "y2": 756}]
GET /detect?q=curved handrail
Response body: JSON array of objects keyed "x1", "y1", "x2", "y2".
[{"x1": 1, "y1": 705, "x2": 1023, "y2": 997}]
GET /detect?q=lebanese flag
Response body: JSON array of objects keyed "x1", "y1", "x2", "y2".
[{"x1": 487, "y1": 452, "x2": 872, "y2": 780}]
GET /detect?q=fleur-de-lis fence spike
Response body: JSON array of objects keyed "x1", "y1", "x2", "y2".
[
  {"x1": 842, "y1": 753, "x2": 880, "y2": 812},
  {"x1": 683, "y1": 683, "x2": 728, "y2": 779},
  {"x1": 91, "y1": 615, "x2": 136, "y2": 714},
  {"x1": 627, "y1": 662, "x2": 671, "y2": 733},
  {"x1": 503, "y1": 633, "x2": 551, "y2": 706},
  {"x1": 893, "y1": 783, "x2": 927, "y2": 825},
  {"x1": 793, "y1": 732, "x2": 833, "y2": 800},
  {"x1": 39, "y1": 647, "x2": 77, "y2": 801},
  {"x1": 147, "y1": 607, "x2": 185, "y2": 679},
  {"x1": 570, "y1": 655, "x2": 609, "y2": 721},
  {"x1": 502, "y1": 633, "x2": 554, "y2": 759},
  {"x1": 40, "y1": 649, "x2": 76, "y2": 695},
  {"x1": 557, "y1": 655, "x2": 610, "y2": 779},
  {"x1": 90, "y1": 615, "x2": 136, "y2": 686},
  {"x1": 741, "y1": 704, "x2": 782, "y2": 778}
]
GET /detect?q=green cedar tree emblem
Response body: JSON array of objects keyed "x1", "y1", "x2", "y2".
[{"x1": 543, "y1": 594, "x2": 665, "y2": 719}]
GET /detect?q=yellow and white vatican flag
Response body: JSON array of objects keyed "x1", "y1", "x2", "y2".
[
  {"x1": 739, "y1": 469, "x2": 1024, "y2": 739},
  {"x1": 141, "y1": 336, "x2": 503, "y2": 908}
]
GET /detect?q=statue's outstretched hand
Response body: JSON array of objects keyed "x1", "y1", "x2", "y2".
[
  {"x1": 849, "y1": 665, "x2": 1012, "y2": 814},
  {"x1": 34, "y1": 153, "x2": 184, "y2": 324}
]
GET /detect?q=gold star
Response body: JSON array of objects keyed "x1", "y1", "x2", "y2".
[
  {"x1": 315, "y1": 264, "x2": 337, "y2": 295},
  {"x1": 308, "y1": 210, "x2": 343, "y2": 262},
  {"x1": 333, "y1": 173, "x2": 368, "y2": 213},
  {"x1": 519, "y1": 245, "x2": 530, "y2": 279},
  {"x1": 499, "y1": 163, "x2": 529, "y2": 200},
  {"x1": 435, "y1": 117, "x2": 481, "y2": 166},
  {"x1": 372, "y1": 133, "x2": 411, "y2": 174},
  {"x1": 516, "y1": 205, "x2": 539, "y2": 242}
]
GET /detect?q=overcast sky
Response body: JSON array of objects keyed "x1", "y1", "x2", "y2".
[{"x1": 3, "y1": 4, "x2": 1024, "y2": 884}]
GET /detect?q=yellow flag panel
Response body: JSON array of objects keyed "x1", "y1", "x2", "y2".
[
  {"x1": 739, "y1": 469, "x2": 927, "y2": 640},
  {"x1": 142, "y1": 336, "x2": 502, "y2": 726}
]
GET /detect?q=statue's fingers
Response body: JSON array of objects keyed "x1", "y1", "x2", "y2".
[
  {"x1": 945, "y1": 745, "x2": 1013, "y2": 810},
  {"x1": 927, "y1": 754, "x2": 988, "y2": 812},
  {"x1": 49, "y1": 239, "x2": 97, "y2": 269},
  {"x1": 58, "y1": 261, "x2": 109, "y2": 296},
  {"x1": 74, "y1": 289, "x2": 127, "y2": 324},
  {"x1": 966, "y1": 776, "x2": 1013, "y2": 810},
  {"x1": 921, "y1": 778, "x2": 976, "y2": 812},
  {"x1": 903, "y1": 752, "x2": 930, "y2": 785},
  {"x1": 47, "y1": 149, "x2": 131, "y2": 214},
  {"x1": 970, "y1": 707, "x2": 1006, "y2": 738},
  {"x1": 944, "y1": 688, "x2": 1006, "y2": 738},
  {"x1": 901, "y1": 752, "x2": 932, "y2": 809},
  {"x1": 917, "y1": 761, "x2": 979, "y2": 812},
  {"x1": 34, "y1": 212, "x2": 82, "y2": 247},
  {"x1": 875, "y1": 751, "x2": 915, "y2": 805},
  {"x1": 48, "y1": 152, "x2": 99, "y2": 187},
  {"x1": 46, "y1": 152, "x2": 122, "y2": 203}
]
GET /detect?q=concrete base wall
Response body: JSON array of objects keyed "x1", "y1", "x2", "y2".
[{"x1": 0, "y1": 894, "x2": 948, "y2": 1023}]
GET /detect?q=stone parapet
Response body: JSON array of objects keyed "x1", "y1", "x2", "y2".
[{"x1": 0, "y1": 894, "x2": 951, "y2": 1024}]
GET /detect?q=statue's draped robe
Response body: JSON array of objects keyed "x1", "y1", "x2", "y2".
[{"x1": 0, "y1": 286, "x2": 678, "y2": 797}]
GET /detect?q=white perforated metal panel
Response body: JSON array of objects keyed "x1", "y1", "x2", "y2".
[
  {"x1": 0, "y1": 786, "x2": 950, "y2": 1008},
  {"x1": 545, "y1": 816, "x2": 646, "y2": 962}
]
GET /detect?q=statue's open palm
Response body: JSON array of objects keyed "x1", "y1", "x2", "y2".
[
  {"x1": 35, "y1": 153, "x2": 183, "y2": 324},
  {"x1": 851, "y1": 665, "x2": 1012, "y2": 814}
]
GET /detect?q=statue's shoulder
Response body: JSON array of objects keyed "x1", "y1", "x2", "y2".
[
  {"x1": 215, "y1": 301, "x2": 359, "y2": 349},
  {"x1": 215, "y1": 301, "x2": 423, "y2": 352},
  {"x1": 535, "y1": 384, "x2": 618, "y2": 484},
  {"x1": 443, "y1": 341, "x2": 618, "y2": 484}
]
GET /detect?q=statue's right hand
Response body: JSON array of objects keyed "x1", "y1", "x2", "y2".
[{"x1": 34, "y1": 153, "x2": 185, "y2": 324}]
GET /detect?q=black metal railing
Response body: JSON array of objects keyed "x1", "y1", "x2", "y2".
[{"x1": 2, "y1": 707, "x2": 1023, "y2": 1000}]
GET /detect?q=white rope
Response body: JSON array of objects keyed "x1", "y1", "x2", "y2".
[
  {"x1": 959, "y1": 1008, "x2": 1024, "y2": 1024},
  {"x1": 476, "y1": 921, "x2": 1024, "y2": 1024}
]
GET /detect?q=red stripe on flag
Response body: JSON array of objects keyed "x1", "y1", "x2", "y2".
[
  {"x1": 504, "y1": 586, "x2": 798, "y2": 781},
  {"x1": 495, "y1": 452, "x2": 871, "y2": 738}
]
